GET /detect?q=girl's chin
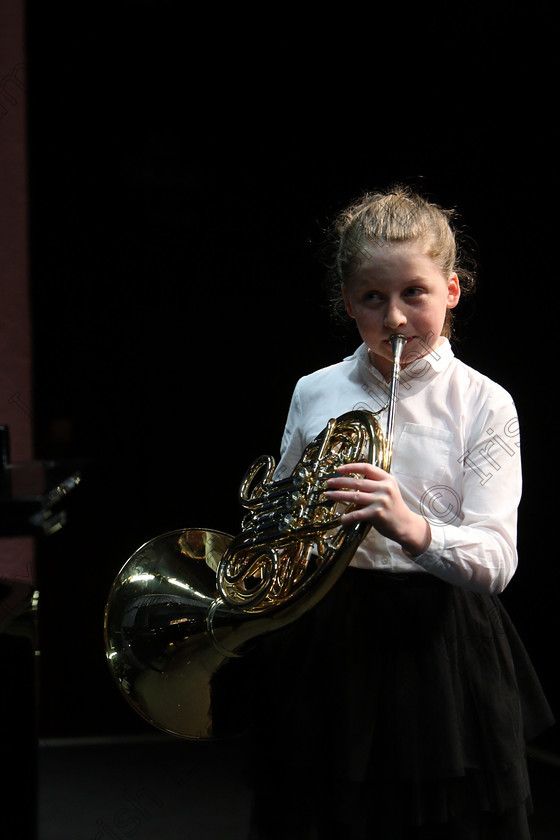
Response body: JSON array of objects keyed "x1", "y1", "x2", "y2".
[
  {"x1": 387, "y1": 335, "x2": 444, "y2": 367},
  {"x1": 371, "y1": 336, "x2": 430, "y2": 373},
  {"x1": 379, "y1": 336, "x2": 416, "y2": 358}
]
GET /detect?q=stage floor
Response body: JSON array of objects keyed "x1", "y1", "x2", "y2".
[{"x1": 38, "y1": 735, "x2": 559, "y2": 840}]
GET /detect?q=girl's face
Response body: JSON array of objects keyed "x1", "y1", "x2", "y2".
[{"x1": 341, "y1": 241, "x2": 460, "y2": 378}]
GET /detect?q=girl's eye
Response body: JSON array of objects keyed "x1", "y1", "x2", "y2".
[{"x1": 405, "y1": 287, "x2": 423, "y2": 298}]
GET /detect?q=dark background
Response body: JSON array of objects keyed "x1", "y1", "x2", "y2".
[{"x1": 24, "y1": 1, "x2": 558, "y2": 755}]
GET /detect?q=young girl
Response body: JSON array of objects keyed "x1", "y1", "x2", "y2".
[{"x1": 246, "y1": 187, "x2": 554, "y2": 840}]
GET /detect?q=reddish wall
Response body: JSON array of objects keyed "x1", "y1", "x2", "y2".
[{"x1": 0, "y1": 0, "x2": 35, "y2": 612}]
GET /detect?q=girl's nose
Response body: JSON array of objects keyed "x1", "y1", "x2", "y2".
[{"x1": 383, "y1": 303, "x2": 406, "y2": 329}]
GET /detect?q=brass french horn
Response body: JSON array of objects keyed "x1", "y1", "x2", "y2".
[{"x1": 104, "y1": 335, "x2": 406, "y2": 739}]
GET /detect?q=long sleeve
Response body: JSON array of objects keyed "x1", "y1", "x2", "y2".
[
  {"x1": 408, "y1": 392, "x2": 521, "y2": 594},
  {"x1": 273, "y1": 385, "x2": 306, "y2": 481}
]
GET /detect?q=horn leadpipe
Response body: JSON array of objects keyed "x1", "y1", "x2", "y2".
[{"x1": 383, "y1": 334, "x2": 406, "y2": 471}]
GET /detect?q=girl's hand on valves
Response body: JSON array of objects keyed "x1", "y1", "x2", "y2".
[{"x1": 325, "y1": 462, "x2": 431, "y2": 558}]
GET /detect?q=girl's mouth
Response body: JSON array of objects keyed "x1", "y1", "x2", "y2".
[{"x1": 384, "y1": 335, "x2": 415, "y2": 345}]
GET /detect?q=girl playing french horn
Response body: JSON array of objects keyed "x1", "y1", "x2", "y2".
[{"x1": 247, "y1": 186, "x2": 554, "y2": 840}]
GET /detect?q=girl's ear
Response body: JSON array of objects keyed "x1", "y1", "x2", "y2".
[{"x1": 447, "y1": 274, "x2": 461, "y2": 309}]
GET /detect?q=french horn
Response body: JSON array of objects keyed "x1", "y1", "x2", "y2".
[{"x1": 104, "y1": 335, "x2": 406, "y2": 739}]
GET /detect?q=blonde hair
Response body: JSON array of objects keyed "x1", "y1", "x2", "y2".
[{"x1": 324, "y1": 186, "x2": 476, "y2": 338}]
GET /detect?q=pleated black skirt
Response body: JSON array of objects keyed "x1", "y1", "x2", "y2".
[{"x1": 245, "y1": 567, "x2": 554, "y2": 840}]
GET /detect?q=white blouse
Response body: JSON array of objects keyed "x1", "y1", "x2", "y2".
[{"x1": 274, "y1": 339, "x2": 521, "y2": 594}]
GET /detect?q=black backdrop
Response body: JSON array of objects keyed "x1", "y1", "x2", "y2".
[{"x1": 25, "y1": 2, "x2": 558, "y2": 751}]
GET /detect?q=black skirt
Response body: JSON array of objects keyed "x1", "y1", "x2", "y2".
[{"x1": 245, "y1": 567, "x2": 554, "y2": 840}]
